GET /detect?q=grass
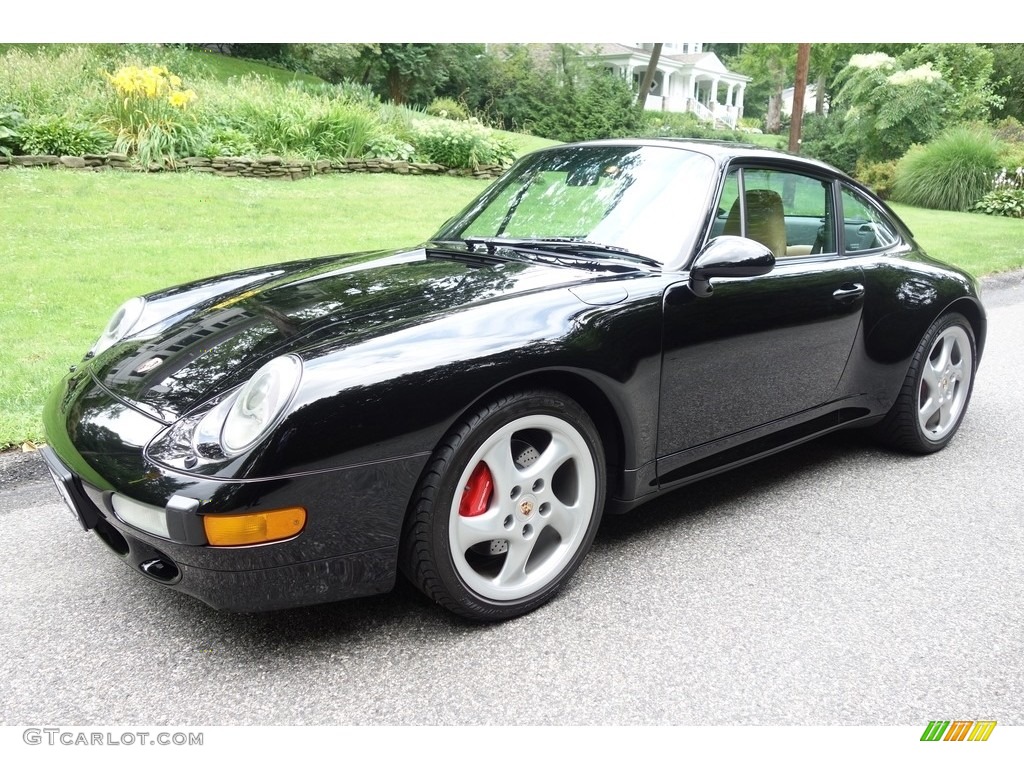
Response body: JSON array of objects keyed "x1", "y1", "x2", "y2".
[
  {"x1": 891, "y1": 203, "x2": 1024, "y2": 275},
  {"x1": 744, "y1": 132, "x2": 787, "y2": 150},
  {"x1": 2, "y1": 163, "x2": 1022, "y2": 449},
  {"x1": 0, "y1": 168, "x2": 490, "y2": 447},
  {"x1": 0, "y1": 44, "x2": 326, "y2": 87},
  {"x1": 502, "y1": 132, "x2": 560, "y2": 156},
  {"x1": 190, "y1": 50, "x2": 324, "y2": 85}
]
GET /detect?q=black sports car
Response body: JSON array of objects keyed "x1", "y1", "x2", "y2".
[{"x1": 41, "y1": 139, "x2": 985, "y2": 621}]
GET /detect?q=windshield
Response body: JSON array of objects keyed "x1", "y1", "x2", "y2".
[{"x1": 437, "y1": 144, "x2": 717, "y2": 265}]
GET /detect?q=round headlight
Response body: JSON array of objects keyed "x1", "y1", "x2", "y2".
[
  {"x1": 220, "y1": 355, "x2": 303, "y2": 455},
  {"x1": 91, "y1": 297, "x2": 146, "y2": 356}
]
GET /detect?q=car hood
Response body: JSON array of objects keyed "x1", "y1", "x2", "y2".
[{"x1": 88, "y1": 245, "x2": 615, "y2": 421}]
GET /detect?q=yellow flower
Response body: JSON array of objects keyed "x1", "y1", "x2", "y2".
[{"x1": 168, "y1": 89, "x2": 196, "y2": 109}]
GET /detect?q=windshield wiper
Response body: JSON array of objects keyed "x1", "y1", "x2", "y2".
[{"x1": 464, "y1": 237, "x2": 661, "y2": 268}]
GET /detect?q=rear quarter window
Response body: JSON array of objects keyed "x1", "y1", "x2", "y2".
[{"x1": 841, "y1": 186, "x2": 900, "y2": 253}]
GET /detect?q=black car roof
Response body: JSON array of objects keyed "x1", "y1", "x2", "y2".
[{"x1": 555, "y1": 137, "x2": 844, "y2": 176}]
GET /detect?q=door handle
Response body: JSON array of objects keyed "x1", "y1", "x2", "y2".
[{"x1": 833, "y1": 283, "x2": 865, "y2": 301}]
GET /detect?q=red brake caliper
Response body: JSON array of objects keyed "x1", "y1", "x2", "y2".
[{"x1": 458, "y1": 462, "x2": 494, "y2": 517}]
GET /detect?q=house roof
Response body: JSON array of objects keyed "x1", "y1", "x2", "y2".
[{"x1": 582, "y1": 44, "x2": 750, "y2": 82}]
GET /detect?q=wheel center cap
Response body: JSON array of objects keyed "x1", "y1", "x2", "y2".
[{"x1": 519, "y1": 499, "x2": 534, "y2": 517}]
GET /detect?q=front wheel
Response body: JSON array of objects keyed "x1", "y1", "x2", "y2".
[
  {"x1": 875, "y1": 312, "x2": 977, "y2": 454},
  {"x1": 402, "y1": 390, "x2": 606, "y2": 621}
]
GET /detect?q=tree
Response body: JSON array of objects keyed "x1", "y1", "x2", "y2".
[
  {"x1": 898, "y1": 43, "x2": 1003, "y2": 122},
  {"x1": 287, "y1": 44, "x2": 369, "y2": 84},
  {"x1": 731, "y1": 44, "x2": 797, "y2": 133},
  {"x1": 372, "y1": 44, "x2": 454, "y2": 105},
  {"x1": 637, "y1": 44, "x2": 662, "y2": 109},
  {"x1": 530, "y1": 48, "x2": 642, "y2": 142},
  {"x1": 807, "y1": 43, "x2": 859, "y2": 115},
  {"x1": 989, "y1": 44, "x2": 1024, "y2": 121},
  {"x1": 454, "y1": 44, "x2": 548, "y2": 132},
  {"x1": 831, "y1": 52, "x2": 955, "y2": 163}
]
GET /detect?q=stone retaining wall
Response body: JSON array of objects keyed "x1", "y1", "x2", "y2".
[{"x1": 0, "y1": 153, "x2": 507, "y2": 180}]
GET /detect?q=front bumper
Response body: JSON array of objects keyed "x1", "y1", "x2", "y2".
[
  {"x1": 41, "y1": 369, "x2": 429, "y2": 612},
  {"x1": 41, "y1": 444, "x2": 403, "y2": 611}
]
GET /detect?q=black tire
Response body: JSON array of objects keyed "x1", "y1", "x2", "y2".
[
  {"x1": 874, "y1": 312, "x2": 976, "y2": 454},
  {"x1": 401, "y1": 390, "x2": 606, "y2": 622}
]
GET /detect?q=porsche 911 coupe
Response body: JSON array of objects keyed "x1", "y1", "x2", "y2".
[{"x1": 42, "y1": 139, "x2": 985, "y2": 621}]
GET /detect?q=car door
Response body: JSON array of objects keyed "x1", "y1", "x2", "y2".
[{"x1": 656, "y1": 164, "x2": 865, "y2": 480}]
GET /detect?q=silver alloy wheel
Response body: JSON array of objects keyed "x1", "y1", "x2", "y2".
[
  {"x1": 448, "y1": 413, "x2": 598, "y2": 602},
  {"x1": 917, "y1": 324, "x2": 973, "y2": 442}
]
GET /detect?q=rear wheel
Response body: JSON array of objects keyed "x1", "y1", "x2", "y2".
[
  {"x1": 402, "y1": 390, "x2": 605, "y2": 621},
  {"x1": 875, "y1": 312, "x2": 976, "y2": 453}
]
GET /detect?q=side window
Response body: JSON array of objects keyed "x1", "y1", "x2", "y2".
[
  {"x1": 716, "y1": 167, "x2": 836, "y2": 258},
  {"x1": 710, "y1": 171, "x2": 740, "y2": 239},
  {"x1": 840, "y1": 186, "x2": 900, "y2": 252}
]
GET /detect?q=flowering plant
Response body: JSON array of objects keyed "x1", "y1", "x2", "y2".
[
  {"x1": 992, "y1": 166, "x2": 1024, "y2": 191},
  {"x1": 103, "y1": 65, "x2": 200, "y2": 166}
]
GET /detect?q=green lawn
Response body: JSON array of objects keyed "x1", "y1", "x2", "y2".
[
  {"x1": 0, "y1": 43, "x2": 326, "y2": 86},
  {"x1": 189, "y1": 50, "x2": 325, "y2": 85},
  {"x1": 742, "y1": 132, "x2": 788, "y2": 150},
  {"x1": 1, "y1": 167, "x2": 1021, "y2": 448},
  {"x1": 0, "y1": 168, "x2": 490, "y2": 447},
  {"x1": 891, "y1": 204, "x2": 1024, "y2": 276}
]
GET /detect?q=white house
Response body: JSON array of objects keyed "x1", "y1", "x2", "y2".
[
  {"x1": 581, "y1": 43, "x2": 751, "y2": 128},
  {"x1": 781, "y1": 84, "x2": 825, "y2": 117}
]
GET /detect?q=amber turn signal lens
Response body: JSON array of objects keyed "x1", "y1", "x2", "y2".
[{"x1": 203, "y1": 507, "x2": 306, "y2": 546}]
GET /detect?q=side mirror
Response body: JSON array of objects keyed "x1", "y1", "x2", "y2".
[{"x1": 688, "y1": 236, "x2": 775, "y2": 297}]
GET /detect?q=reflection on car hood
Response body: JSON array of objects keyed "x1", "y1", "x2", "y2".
[{"x1": 89, "y1": 246, "x2": 607, "y2": 420}]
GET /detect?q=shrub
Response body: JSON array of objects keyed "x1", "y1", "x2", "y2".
[
  {"x1": 364, "y1": 132, "x2": 415, "y2": 161},
  {"x1": 411, "y1": 118, "x2": 515, "y2": 168},
  {"x1": 737, "y1": 117, "x2": 763, "y2": 133},
  {"x1": 531, "y1": 67, "x2": 642, "y2": 142},
  {"x1": 898, "y1": 43, "x2": 1003, "y2": 123},
  {"x1": 831, "y1": 53, "x2": 955, "y2": 163},
  {"x1": 198, "y1": 126, "x2": 257, "y2": 158},
  {"x1": 637, "y1": 110, "x2": 745, "y2": 142},
  {"x1": 854, "y1": 159, "x2": 899, "y2": 199},
  {"x1": 800, "y1": 114, "x2": 858, "y2": 174},
  {"x1": 88, "y1": 43, "x2": 212, "y2": 81},
  {"x1": 992, "y1": 116, "x2": 1024, "y2": 145},
  {"x1": 0, "y1": 104, "x2": 25, "y2": 156},
  {"x1": 426, "y1": 97, "x2": 469, "y2": 121},
  {"x1": 304, "y1": 101, "x2": 380, "y2": 159},
  {"x1": 995, "y1": 142, "x2": 1024, "y2": 176},
  {"x1": 892, "y1": 126, "x2": 1004, "y2": 211},
  {"x1": 376, "y1": 102, "x2": 419, "y2": 141},
  {"x1": 286, "y1": 79, "x2": 380, "y2": 108},
  {"x1": 19, "y1": 114, "x2": 113, "y2": 156},
  {"x1": 973, "y1": 189, "x2": 1024, "y2": 218},
  {"x1": 197, "y1": 77, "x2": 381, "y2": 160},
  {"x1": 0, "y1": 46, "x2": 106, "y2": 117}
]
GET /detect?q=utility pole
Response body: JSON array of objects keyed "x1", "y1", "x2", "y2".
[
  {"x1": 637, "y1": 43, "x2": 663, "y2": 110},
  {"x1": 788, "y1": 43, "x2": 811, "y2": 154}
]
